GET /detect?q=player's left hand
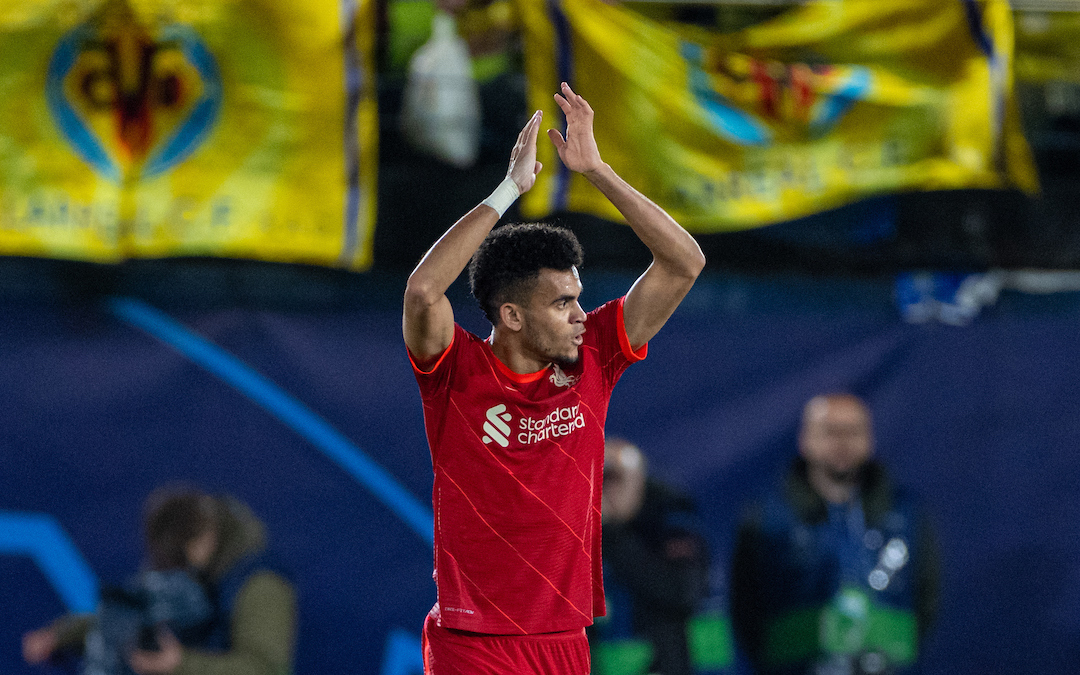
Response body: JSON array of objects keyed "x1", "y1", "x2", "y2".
[
  {"x1": 128, "y1": 628, "x2": 182, "y2": 675},
  {"x1": 548, "y1": 82, "x2": 604, "y2": 175}
]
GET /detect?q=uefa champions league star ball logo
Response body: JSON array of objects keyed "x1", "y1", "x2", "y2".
[{"x1": 45, "y1": 0, "x2": 222, "y2": 182}]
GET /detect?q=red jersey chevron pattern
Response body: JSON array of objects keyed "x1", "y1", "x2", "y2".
[{"x1": 410, "y1": 297, "x2": 646, "y2": 635}]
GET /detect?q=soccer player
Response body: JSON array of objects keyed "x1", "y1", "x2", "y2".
[{"x1": 403, "y1": 82, "x2": 706, "y2": 674}]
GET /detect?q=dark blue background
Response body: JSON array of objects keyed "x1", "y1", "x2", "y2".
[{"x1": 3, "y1": 269, "x2": 1078, "y2": 674}]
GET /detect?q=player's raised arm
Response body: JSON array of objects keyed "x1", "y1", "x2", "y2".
[
  {"x1": 403, "y1": 110, "x2": 544, "y2": 364},
  {"x1": 547, "y1": 82, "x2": 705, "y2": 351}
]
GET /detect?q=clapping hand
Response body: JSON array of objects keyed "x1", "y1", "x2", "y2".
[{"x1": 547, "y1": 82, "x2": 604, "y2": 175}]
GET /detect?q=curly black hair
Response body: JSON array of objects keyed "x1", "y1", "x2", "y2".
[{"x1": 468, "y1": 222, "x2": 584, "y2": 324}]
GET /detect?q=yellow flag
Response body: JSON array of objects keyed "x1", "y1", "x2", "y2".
[
  {"x1": 0, "y1": 0, "x2": 378, "y2": 269},
  {"x1": 1015, "y1": 9, "x2": 1080, "y2": 84},
  {"x1": 517, "y1": 0, "x2": 1037, "y2": 231}
]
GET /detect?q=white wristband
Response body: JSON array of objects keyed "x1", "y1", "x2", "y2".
[{"x1": 481, "y1": 177, "x2": 520, "y2": 218}]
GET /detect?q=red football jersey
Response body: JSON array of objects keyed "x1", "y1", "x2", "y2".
[{"x1": 410, "y1": 297, "x2": 646, "y2": 635}]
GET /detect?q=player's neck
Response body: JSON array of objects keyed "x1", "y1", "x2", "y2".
[{"x1": 490, "y1": 330, "x2": 550, "y2": 375}]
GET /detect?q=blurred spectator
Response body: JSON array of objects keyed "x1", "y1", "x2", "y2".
[
  {"x1": 433, "y1": 0, "x2": 517, "y2": 79},
  {"x1": 436, "y1": 0, "x2": 528, "y2": 162},
  {"x1": 592, "y1": 438, "x2": 710, "y2": 675},
  {"x1": 730, "y1": 394, "x2": 940, "y2": 675},
  {"x1": 22, "y1": 487, "x2": 296, "y2": 675},
  {"x1": 383, "y1": 0, "x2": 525, "y2": 164}
]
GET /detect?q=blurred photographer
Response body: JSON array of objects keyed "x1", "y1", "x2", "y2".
[{"x1": 22, "y1": 487, "x2": 296, "y2": 675}]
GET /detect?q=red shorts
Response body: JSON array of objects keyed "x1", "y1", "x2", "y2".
[{"x1": 422, "y1": 612, "x2": 591, "y2": 674}]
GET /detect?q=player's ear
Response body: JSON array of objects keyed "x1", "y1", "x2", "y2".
[{"x1": 500, "y1": 302, "x2": 524, "y2": 332}]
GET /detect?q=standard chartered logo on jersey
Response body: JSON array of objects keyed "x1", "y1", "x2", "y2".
[
  {"x1": 481, "y1": 404, "x2": 514, "y2": 447},
  {"x1": 481, "y1": 404, "x2": 586, "y2": 447}
]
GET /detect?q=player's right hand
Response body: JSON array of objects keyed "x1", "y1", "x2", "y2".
[{"x1": 506, "y1": 110, "x2": 544, "y2": 196}]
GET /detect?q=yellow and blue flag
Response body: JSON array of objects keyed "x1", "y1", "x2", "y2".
[
  {"x1": 0, "y1": 0, "x2": 378, "y2": 269},
  {"x1": 516, "y1": 0, "x2": 1037, "y2": 231}
]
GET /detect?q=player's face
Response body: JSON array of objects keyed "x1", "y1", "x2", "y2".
[
  {"x1": 799, "y1": 397, "x2": 873, "y2": 481},
  {"x1": 520, "y1": 267, "x2": 587, "y2": 367}
]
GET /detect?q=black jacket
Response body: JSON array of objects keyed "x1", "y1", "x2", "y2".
[{"x1": 599, "y1": 479, "x2": 711, "y2": 675}]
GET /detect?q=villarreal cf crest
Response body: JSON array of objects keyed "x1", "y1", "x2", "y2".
[{"x1": 46, "y1": 0, "x2": 222, "y2": 182}]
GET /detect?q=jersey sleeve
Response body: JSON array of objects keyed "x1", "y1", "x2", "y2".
[
  {"x1": 408, "y1": 323, "x2": 466, "y2": 394},
  {"x1": 587, "y1": 296, "x2": 647, "y2": 390}
]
